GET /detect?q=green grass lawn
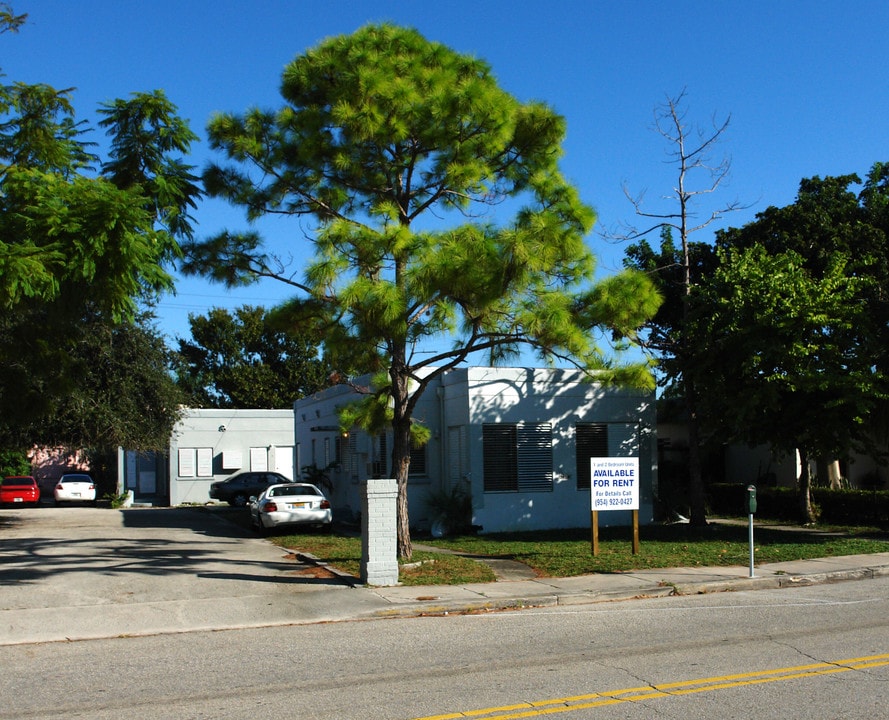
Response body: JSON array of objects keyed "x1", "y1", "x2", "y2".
[{"x1": 206, "y1": 507, "x2": 889, "y2": 584}]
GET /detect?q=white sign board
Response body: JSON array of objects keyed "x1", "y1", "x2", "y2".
[{"x1": 590, "y1": 457, "x2": 640, "y2": 511}]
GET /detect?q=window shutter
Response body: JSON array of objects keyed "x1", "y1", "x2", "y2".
[
  {"x1": 409, "y1": 440, "x2": 427, "y2": 476},
  {"x1": 517, "y1": 423, "x2": 553, "y2": 492},
  {"x1": 483, "y1": 424, "x2": 518, "y2": 492},
  {"x1": 576, "y1": 423, "x2": 609, "y2": 489}
]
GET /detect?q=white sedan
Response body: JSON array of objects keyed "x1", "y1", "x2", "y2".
[
  {"x1": 249, "y1": 483, "x2": 332, "y2": 535},
  {"x1": 53, "y1": 473, "x2": 97, "y2": 504}
]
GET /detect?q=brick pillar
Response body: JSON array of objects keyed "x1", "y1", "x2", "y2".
[{"x1": 361, "y1": 478, "x2": 399, "y2": 586}]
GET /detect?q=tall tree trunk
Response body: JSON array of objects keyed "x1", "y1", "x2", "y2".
[
  {"x1": 685, "y1": 382, "x2": 708, "y2": 526},
  {"x1": 390, "y1": 357, "x2": 413, "y2": 560},
  {"x1": 797, "y1": 448, "x2": 816, "y2": 524},
  {"x1": 391, "y1": 413, "x2": 413, "y2": 560},
  {"x1": 827, "y1": 459, "x2": 843, "y2": 489}
]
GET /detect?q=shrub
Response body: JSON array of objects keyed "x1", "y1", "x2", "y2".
[
  {"x1": 0, "y1": 448, "x2": 31, "y2": 477},
  {"x1": 708, "y1": 482, "x2": 889, "y2": 526},
  {"x1": 424, "y1": 481, "x2": 472, "y2": 536}
]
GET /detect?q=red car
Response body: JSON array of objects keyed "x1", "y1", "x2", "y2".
[{"x1": 0, "y1": 475, "x2": 40, "y2": 506}]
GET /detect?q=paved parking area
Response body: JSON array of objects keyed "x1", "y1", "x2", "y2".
[
  {"x1": 0, "y1": 503, "x2": 367, "y2": 643},
  {"x1": 0, "y1": 503, "x2": 350, "y2": 606}
]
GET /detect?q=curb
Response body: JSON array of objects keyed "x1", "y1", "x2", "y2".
[
  {"x1": 286, "y1": 548, "x2": 361, "y2": 584},
  {"x1": 284, "y1": 547, "x2": 889, "y2": 621},
  {"x1": 365, "y1": 565, "x2": 889, "y2": 620},
  {"x1": 372, "y1": 595, "x2": 562, "y2": 618}
]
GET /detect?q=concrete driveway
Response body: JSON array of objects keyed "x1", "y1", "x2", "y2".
[{"x1": 0, "y1": 503, "x2": 374, "y2": 644}]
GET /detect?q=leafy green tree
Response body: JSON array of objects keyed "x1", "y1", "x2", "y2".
[
  {"x1": 0, "y1": 448, "x2": 30, "y2": 477},
  {"x1": 0, "y1": 3, "x2": 25, "y2": 34},
  {"x1": 0, "y1": 307, "x2": 186, "y2": 457},
  {"x1": 686, "y1": 246, "x2": 885, "y2": 523},
  {"x1": 715, "y1": 168, "x2": 889, "y2": 403},
  {"x1": 98, "y1": 90, "x2": 200, "y2": 243},
  {"x1": 54, "y1": 312, "x2": 186, "y2": 451},
  {"x1": 705, "y1": 168, "x2": 889, "y2": 521},
  {"x1": 183, "y1": 24, "x2": 659, "y2": 558},
  {"x1": 0, "y1": 10, "x2": 200, "y2": 316},
  {"x1": 0, "y1": 10, "x2": 201, "y2": 455},
  {"x1": 717, "y1": 172, "x2": 889, "y2": 281},
  {"x1": 0, "y1": 85, "x2": 198, "y2": 317},
  {"x1": 173, "y1": 306, "x2": 330, "y2": 408}
]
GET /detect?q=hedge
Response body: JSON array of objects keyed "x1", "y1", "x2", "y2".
[{"x1": 707, "y1": 483, "x2": 889, "y2": 526}]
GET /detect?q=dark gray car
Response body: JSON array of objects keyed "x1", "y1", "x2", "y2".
[{"x1": 209, "y1": 471, "x2": 291, "y2": 507}]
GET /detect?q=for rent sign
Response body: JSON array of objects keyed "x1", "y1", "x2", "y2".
[{"x1": 590, "y1": 457, "x2": 640, "y2": 511}]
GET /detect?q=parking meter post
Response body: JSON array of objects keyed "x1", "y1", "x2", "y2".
[
  {"x1": 746, "y1": 484, "x2": 757, "y2": 578},
  {"x1": 748, "y1": 512, "x2": 755, "y2": 578}
]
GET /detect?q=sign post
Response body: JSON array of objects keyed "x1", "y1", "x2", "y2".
[
  {"x1": 591, "y1": 510, "x2": 599, "y2": 556},
  {"x1": 590, "y1": 457, "x2": 641, "y2": 556}
]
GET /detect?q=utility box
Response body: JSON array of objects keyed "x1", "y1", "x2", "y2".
[{"x1": 745, "y1": 484, "x2": 757, "y2": 515}]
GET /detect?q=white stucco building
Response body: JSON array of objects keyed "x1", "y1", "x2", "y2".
[
  {"x1": 294, "y1": 367, "x2": 657, "y2": 534},
  {"x1": 162, "y1": 409, "x2": 297, "y2": 506}
]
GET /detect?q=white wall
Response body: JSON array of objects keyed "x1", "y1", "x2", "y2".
[
  {"x1": 168, "y1": 409, "x2": 296, "y2": 505},
  {"x1": 294, "y1": 367, "x2": 657, "y2": 534},
  {"x1": 458, "y1": 367, "x2": 656, "y2": 533}
]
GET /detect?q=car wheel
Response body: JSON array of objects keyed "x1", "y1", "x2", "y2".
[
  {"x1": 254, "y1": 519, "x2": 266, "y2": 537},
  {"x1": 230, "y1": 493, "x2": 248, "y2": 507}
]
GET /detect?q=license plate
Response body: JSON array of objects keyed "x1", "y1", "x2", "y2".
[
  {"x1": 13, "y1": 498, "x2": 22, "y2": 503},
  {"x1": 289, "y1": 502, "x2": 308, "y2": 509},
  {"x1": 72, "y1": 492, "x2": 81, "y2": 497}
]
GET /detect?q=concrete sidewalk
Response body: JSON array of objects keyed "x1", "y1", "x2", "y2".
[
  {"x1": 365, "y1": 550, "x2": 889, "y2": 618},
  {"x1": 2, "y1": 506, "x2": 888, "y2": 645}
]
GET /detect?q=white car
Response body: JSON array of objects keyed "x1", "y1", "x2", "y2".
[
  {"x1": 54, "y1": 473, "x2": 97, "y2": 504},
  {"x1": 249, "y1": 483, "x2": 332, "y2": 535}
]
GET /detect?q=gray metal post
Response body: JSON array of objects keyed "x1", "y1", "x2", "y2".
[{"x1": 748, "y1": 513, "x2": 755, "y2": 578}]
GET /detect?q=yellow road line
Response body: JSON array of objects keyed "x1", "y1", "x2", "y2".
[{"x1": 412, "y1": 653, "x2": 889, "y2": 720}]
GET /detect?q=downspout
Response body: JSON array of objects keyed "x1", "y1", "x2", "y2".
[{"x1": 437, "y1": 382, "x2": 447, "y2": 492}]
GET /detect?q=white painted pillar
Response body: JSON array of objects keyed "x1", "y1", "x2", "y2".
[{"x1": 360, "y1": 478, "x2": 399, "y2": 586}]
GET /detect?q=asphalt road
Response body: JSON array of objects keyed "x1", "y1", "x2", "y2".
[
  {"x1": 1, "y1": 577, "x2": 887, "y2": 719},
  {"x1": 3, "y1": 503, "x2": 889, "y2": 718}
]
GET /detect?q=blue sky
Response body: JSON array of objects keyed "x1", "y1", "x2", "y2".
[{"x1": 5, "y1": 1, "x2": 888, "y2": 345}]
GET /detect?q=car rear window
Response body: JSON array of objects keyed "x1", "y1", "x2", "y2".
[
  {"x1": 62, "y1": 475, "x2": 92, "y2": 483},
  {"x1": 2, "y1": 477, "x2": 36, "y2": 487},
  {"x1": 270, "y1": 485, "x2": 319, "y2": 497}
]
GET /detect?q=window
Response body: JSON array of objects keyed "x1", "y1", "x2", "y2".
[
  {"x1": 409, "y1": 440, "x2": 427, "y2": 477},
  {"x1": 483, "y1": 423, "x2": 553, "y2": 492},
  {"x1": 576, "y1": 423, "x2": 609, "y2": 490},
  {"x1": 371, "y1": 433, "x2": 388, "y2": 478},
  {"x1": 576, "y1": 423, "x2": 640, "y2": 490},
  {"x1": 336, "y1": 434, "x2": 358, "y2": 481}
]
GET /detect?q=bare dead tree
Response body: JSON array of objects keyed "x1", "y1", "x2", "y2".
[{"x1": 609, "y1": 90, "x2": 749, "y2": 526}]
